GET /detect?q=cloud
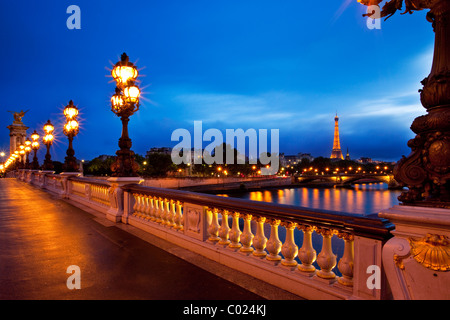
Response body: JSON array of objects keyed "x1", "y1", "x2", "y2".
[
  {"x1": 349, "y1": 92, "x2": 424, "y2": 119},
  {"x1": 171, "y1": 91, "x2": 301, "y2": 128}
]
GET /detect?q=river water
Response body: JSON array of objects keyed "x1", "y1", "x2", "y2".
[{"x1": 219, "y1": 182, "x2": 403, "y2": 215}]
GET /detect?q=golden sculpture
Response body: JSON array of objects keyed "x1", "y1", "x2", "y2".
[{"x1": 7, "y1": 109, "x2": 29, "y2": 124}]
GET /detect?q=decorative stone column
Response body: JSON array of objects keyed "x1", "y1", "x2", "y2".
[
  {"x1": 60, "y1": 172, "x2": 81, "y2": 199},
  {"x1": 7, "y1": 113, "x2": 28, "y2": 156},
  {"x1": 107, "y1": 177, "x2": 143, "y2": 222}
]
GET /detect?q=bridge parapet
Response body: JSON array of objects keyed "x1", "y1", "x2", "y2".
[
  {"x1": 121, "y1": 184, "x2": 394, "y2": 300},
  {"x1": 9, "y1": 169, "x2": 395, "y2": 300}
]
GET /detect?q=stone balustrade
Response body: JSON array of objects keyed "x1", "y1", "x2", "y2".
[{"x1": 7, "y1": 169, "x2": 395, "y2": 300}]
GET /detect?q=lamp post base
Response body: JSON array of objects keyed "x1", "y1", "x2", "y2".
[
  {"x1": 110, "y1": 149, "x2": 140, "y2": 177},
  {"x1": 63, "y1": 158, "x2": 79, "y2": 173}
]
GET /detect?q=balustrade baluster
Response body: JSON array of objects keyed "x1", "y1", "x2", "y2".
[
  {"x1": 134, "y1": 193, "x2": 140, "y2": 216},
  {"x1": 101, "y1": 187, "x2": 106, "y2": 202},
  {"x1": 162, "y1": 198, "x2": 170, "y2": 225},
  {"x1": 148, "y1": 196, "x2": 156, "y2": 221},
  {"x1": 133, "y1": 193, "x2": 141, "y2": 217},
  {"x1": 297, "y1": 225, "x2": 317, "y2": 274},
  {"x1": 207, "y1": 208, "x2": 220, "y2": 242},
  {"x1": 174, "y1": 201, "x2": 183, "y2": 229},
  {"x1": 166, "y1": 200, "x2": 175, "y2": 227},
  {"x1": 281, "y1": 222, "x2": 298, "y2": 267},
  {"x1": 240, "y1": 214, "x2": 254, "y2": 253},
  {"x1": 137, "y1": 194, "x2": 145, "y2": 218},
  {"x1": 159, "y1": 198, "x2": 166, "y2": 224},
  {"x1": 266, "y1": 219, "x2": 282, "y2": 262},
  {"x1": 337, "y1": 232, "x2": 354, "y2": 287},
  {"x1": 164, "y1": 198, "x2": 171, "y2": 225},
  {"x1": 218, "y1": 210, "x2": 231, "y2": 245},
  {"x1": 252, "y1": 216, "x2": 267, "y2": 257},
  {"x1": 228, "y1": 212, "x2": 242, "y2": 249},
  {"x1": 316, "y1": 228, "x2": 337, "y2": 280},
  {"x1": 143, "y1": 196, "x2": 151, "y2": 220},
  {"x1": 155, "y1": 197, "x2": 162, "y2": 223},
  {"x1": 132, "y1": 193, "x2": 138, "y2": 215},
  {"x1": 155, "y1": 197, "x2": 161, "y2": 222}
]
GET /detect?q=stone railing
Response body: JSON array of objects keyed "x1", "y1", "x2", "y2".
[
  {"x1": 8, "y1": 169, "x2": 395, "y2": 300},
  {"x1": 121, "y1": 184, "x2": 393, "y2": 300},
  {"x1": 67, "y1": 176, "x2": 111, "y2": 211}
]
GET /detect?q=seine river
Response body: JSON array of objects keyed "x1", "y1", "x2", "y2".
[{"x1": 219, "y1": 182, "x2": 403, "y2": 216}]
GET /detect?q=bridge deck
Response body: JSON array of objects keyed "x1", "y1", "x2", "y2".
[{"x1": 0, "y1": 178, "x2": 283, "y2": 300}]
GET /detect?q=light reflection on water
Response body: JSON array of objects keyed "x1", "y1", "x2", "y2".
[{"x1": 220, "y1": 182, "x2": 402, "y2": 215}]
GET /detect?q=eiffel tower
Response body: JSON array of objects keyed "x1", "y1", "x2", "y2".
[{"x1": 330, "y1": 113, "x2": 344, "y2": 160}]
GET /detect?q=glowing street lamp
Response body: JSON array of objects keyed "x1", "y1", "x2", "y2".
[
  {"x1": 17, "y1": 145, "x2": 25, "y2": 169},
  {"x1": 24, "y1": 138, "x2": 32, "y2": 169},
  {"x1": 111, "y1": 53, "x2": 138, "y2": 86},
  {"x1": 109, "y1": 52, "x2": 141, "y2": 177},
  {"x1": 42, "y1": 120, "x2": 55, "y2": 170},
  {"x1": 63, "y1": 100, "x2": 80, "y2": 172},
  {"x1": 30, "y1": 130, "x2": 40, "y2": 170}
]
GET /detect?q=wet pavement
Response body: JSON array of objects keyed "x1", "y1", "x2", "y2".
[{"x1": 0, "y1": 179, "x2": 264, "y2": 300}]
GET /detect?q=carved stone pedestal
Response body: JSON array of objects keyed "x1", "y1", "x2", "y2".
[{"x1": 379, "y1": 205, "x2": 450, "y2": 299}]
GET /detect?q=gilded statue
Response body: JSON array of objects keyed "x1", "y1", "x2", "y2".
[{"x1": 7, "y1": 110, "x2": 29, "y2": 124}]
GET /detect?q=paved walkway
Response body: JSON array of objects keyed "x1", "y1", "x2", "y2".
[{"x1": 0, "y1": 178, "x2": 265, "y2": 300}]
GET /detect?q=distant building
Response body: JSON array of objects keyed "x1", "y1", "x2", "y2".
[
  {"x1": 146, "y1": 147, "x2": 172, "y2": 157},
  {"x1": 345, "y1": 148, "x2": 351, "y2": 161},
  {"x1": 279, "y1": 152, "x2": 314, "y2": 168},
  {"x1": 298, "y1": 153, "x2": 314, "y2": 162},
  {"x1": 280, "y1": 153, "x2": 297, "y2": 168},
  {"x1": 357, "y1": 157, "x2": 373, "y2": 164}
]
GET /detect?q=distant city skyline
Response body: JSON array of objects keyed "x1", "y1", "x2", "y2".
[
  {"x1": 0, "y1": 111, "x2": 409, "y2": 164},
  {"x1": 0, "y1": 1, "x2": 434, "y2": 164}
]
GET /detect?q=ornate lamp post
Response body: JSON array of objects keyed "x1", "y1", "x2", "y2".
[
  {"x1": 18, "y1": 145, "x2": 25, "y2": 169},
  {"x1": 109, "y1": 53, "x2": 141, "y2": 177},
  {"x1": 42, "y1": 120, "x2": 55, "y2": 171},
  {"x1": 30, "y1": 130, "x2": 40, "y2": 170},
  {"x1": 24, "y1": 138, "x2": 32, "y2": 169},
  {"x1": 359, "y1": 0, "x2": 450, "y2": 207},
  {"x1": 12, "y1": 152, "x2": 19, "y2": 170},
  {"x1": 358, "y1": 0, "x2": 450, "y2": 301},
  {"x1": 62, "y1": 100, "x2": 80, "y2": 172}
]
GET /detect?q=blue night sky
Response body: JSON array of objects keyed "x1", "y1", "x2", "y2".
[{"x1": 0, "y1": 1, "x2": 434, "y2": 163}]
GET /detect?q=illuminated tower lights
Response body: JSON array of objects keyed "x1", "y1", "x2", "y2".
[{"x1": 330, "y1": 113, "x2": 344, "y2": 160}]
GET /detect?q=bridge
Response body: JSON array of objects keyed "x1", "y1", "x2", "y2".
[
  {"x1": 295, "y1": 173, "x2": 401, "y2": 189},
  {"x1": 2, "y1": 169, "x2": 449, "y2": 300}
]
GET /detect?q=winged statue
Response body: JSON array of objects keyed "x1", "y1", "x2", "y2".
[{"x1": 7, "y1": 110, "x2": 29, "y2": 124}]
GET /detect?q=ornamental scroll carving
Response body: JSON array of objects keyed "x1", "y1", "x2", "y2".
[{"x1": 394, "y1": 233, "x2": 450, "y2": 272}]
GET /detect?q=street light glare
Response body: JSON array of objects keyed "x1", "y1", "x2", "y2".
[
  {"x1": 112, "y1": 66, "x2": 138, "y2": 85},
  {"x1": 124, "y1": 84, "x2": 140, "y2": 104},
  {"x1": 43, "y1": 120, "x2": 54, "y2": 134}
]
